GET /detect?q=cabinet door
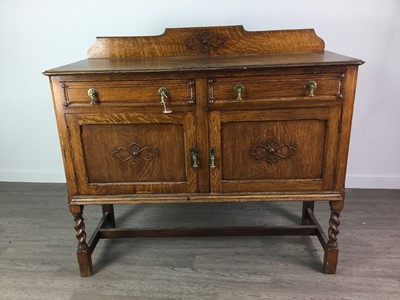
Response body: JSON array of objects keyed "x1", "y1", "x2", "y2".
[
  {"x1": 209, "y1": 107, "x2": 341, "y2": 193},
  {"x1": 65, "y1": 112, "x2": 197, "y2": 194}
]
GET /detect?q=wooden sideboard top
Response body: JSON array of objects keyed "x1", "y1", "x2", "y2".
[
  {"x1": 43, "y1": 51, "x2": 363, "y2": 76},
  {"x1": 43, "y1": 26, "x2": 363, "y2": 76}
]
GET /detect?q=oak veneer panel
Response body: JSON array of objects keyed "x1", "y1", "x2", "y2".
[
  {"x1": 87, "y1": 26, "x2": 324, "y2": 58},
  {"x1": 220, "y1": 119, "x2": 326, "y2": 180},
  {"x1": 81, "y1": 123, "x2": 186, "y2": 183},
  {"x1": 66, "y1": 112, "x2": 198, "y2": 195},
  {"x1": 61, "y1": 79, "x2": 195, "y2": 107},
  {"x1": 209, "y1": 107, "x2": 341, "y2": 193},
  {"x1": 209, "y1": 72, "x2": 343, "y2": 103}
]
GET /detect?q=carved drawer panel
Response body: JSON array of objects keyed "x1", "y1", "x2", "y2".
[
  {"x1": 60, "y1": 79, "x2": 195, "y2": 107},
  {"x1": 207, "y1": 73, "x2": 345, "y2": 105},
  {"x1": 209, "y1": 106, "x2": 341, "y2": 193}
]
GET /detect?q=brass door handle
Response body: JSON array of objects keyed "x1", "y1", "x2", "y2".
[
  {"x1": 209, "y1": 148, "x2": 216, "y2": 169},
  {"x1": 190, "y1": 148, "x2": 199, "y2": 168},
  {"x1": 88, "y1": 88, "x2": 99, "y2": 104},
  {"x1": 305, "y1": 80, "x2": 317, "y2": 97},
  {"x1": 158, "y1": 87, "x2": 172, "y2": 114},
  {"x1": 234, "y1": 84, "x2": 245, "y2": 101}
]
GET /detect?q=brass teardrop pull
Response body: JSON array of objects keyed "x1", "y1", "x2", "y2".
[{"x1": 158, "y1": 87, "x2": 172, "y2": 114}]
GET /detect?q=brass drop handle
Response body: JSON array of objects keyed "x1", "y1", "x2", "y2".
[
  {"x1": 190, "y1": 148, "x2": 199, "y2": 168},
  {"x1": 209, "y1": 148, "x2": 216, "y2": 169},
  {"x1": 305, "y1": 80, "x2": 318, "y2": 97},
  {"x1": 158, "y1": 87, "x2": 172, "y2": 114},
  {"x1": 234, "y1": 84, "x2": 245, "y2": 101},
  {"x1": 88, "y1": 88, "x2": 99, "y2": 104}
]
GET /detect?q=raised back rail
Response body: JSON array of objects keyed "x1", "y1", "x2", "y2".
[{"x1": 88, "y1": 25, "x2": 325, "y2": 58}]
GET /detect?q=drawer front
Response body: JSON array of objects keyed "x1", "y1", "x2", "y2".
[
  {"x1": 207, "y1": 73, "x2": 344, "y2": 104},
  {"x1": 60, "y1": 79, "x2": 195, "y2": 107}
]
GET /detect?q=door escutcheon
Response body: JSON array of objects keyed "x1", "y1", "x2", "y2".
[{"x1": 210, "y1": 148, "x2": 216, "y2": 169}]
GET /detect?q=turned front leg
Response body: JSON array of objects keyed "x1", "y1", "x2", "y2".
[
  {"x1": 323, "y1": 202, "x2": 341, "y2": 274},
  {"x1": 71, "y1": 205, "x2": 93, "y2": 277}
]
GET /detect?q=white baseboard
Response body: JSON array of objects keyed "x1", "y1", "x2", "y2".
[
  {"x1": 0, "y1": 171, "x2": 66, "y2": 183},
  {"x1": 346, "y1": 175, "x2": 400, "y2": 189},
  {"x1": 0, "y1": 171, "x2": 399, "y2": 189}
]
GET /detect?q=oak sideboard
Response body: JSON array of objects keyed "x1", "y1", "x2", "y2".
[{"x1": 44, "y1": 26, "x2": 363, "y2": 276}]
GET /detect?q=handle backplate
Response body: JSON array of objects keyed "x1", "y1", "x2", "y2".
[
  {"x1": 88, "y1": 88, "x2": 99, "y2": 104},
  {"x1": 305, "y1": 80, "x2": 317, "y2": 97},
  {"x1": 234, "y1": 84, "x2": 245, "y2": 101}
]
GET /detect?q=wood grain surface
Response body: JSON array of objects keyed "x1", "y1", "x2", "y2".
[
  {"x1": 87, "y1": 26, "x2": 325, "y2": 58},
  {"x1": 43, "y1": 51, "x2": 362, "y2": 75}
]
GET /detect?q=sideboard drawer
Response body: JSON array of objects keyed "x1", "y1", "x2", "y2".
[
  {"x1": 60, "y1": 79, "x2": 196, "y2": 107},
  {"x1": 207, "y1": 73, "x2": 345, "y2": 104}
]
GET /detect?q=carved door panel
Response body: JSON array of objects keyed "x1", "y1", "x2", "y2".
[
  {"x1": 65, "y1": 112, "x2": 197, "y2": 194},
  {"x1": 209, "y1": 107, "x2": 341, "y2": 193}
]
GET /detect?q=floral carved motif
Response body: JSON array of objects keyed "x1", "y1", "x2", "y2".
[
  {"x1": 112, "y1": 142, "x2": 159, "y2": 166},
  {"x1": 249, "y1": 139, "x2": 296, "y2": 164},
  {"x1": 185, "y1": 30, "x2": 225, "y2": 53}
]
